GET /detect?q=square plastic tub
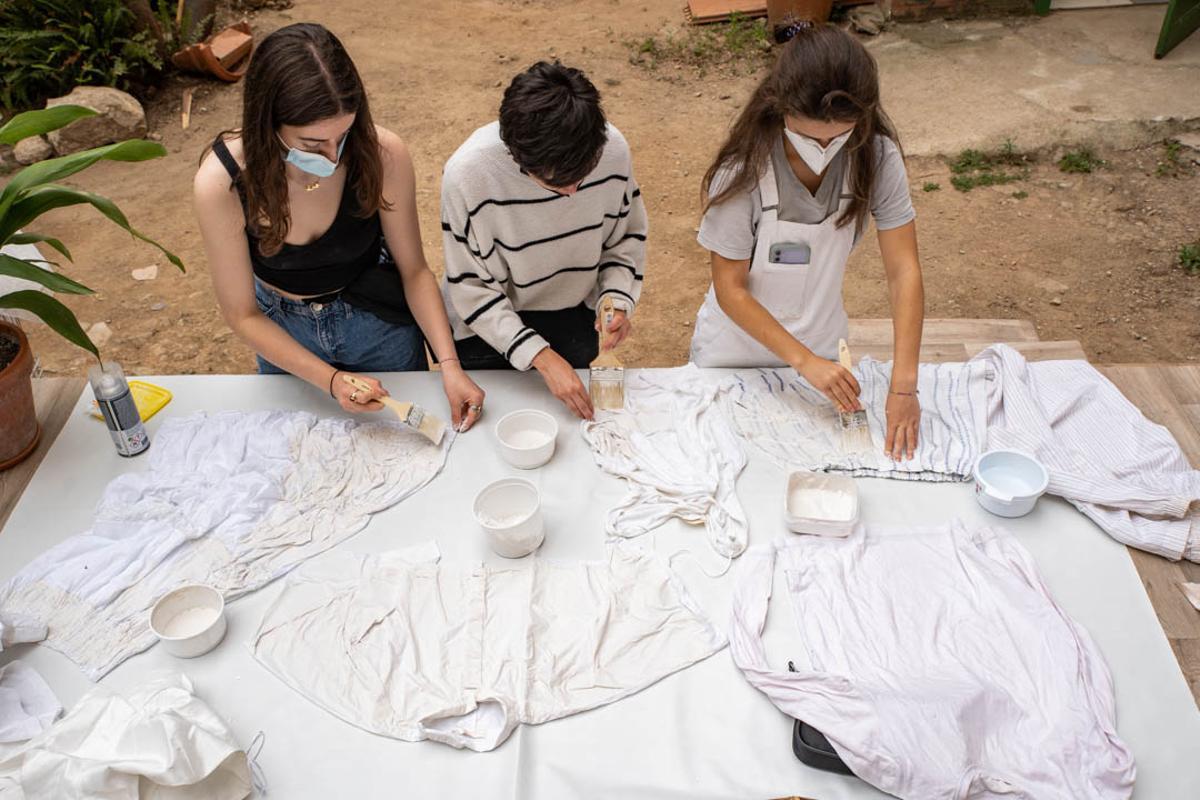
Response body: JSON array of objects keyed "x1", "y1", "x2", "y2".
[{"x1": 784, "y1": 471, "x2": 859, "y2": 537}]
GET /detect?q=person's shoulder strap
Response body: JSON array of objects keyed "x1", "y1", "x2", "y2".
[{"x1": 211, "y1": 137, "x2": 244, "y2": 188}]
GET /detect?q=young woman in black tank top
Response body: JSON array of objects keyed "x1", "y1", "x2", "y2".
[{"x1": 194, "y1": 23, "x2": 484, "y2": 429}]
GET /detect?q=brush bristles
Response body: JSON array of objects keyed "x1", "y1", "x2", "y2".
[{"x1": 590, "y1": 377, "x2": 626, "y2": 410}]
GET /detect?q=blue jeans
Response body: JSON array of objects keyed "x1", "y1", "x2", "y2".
[{"x1": 254, "y1": 282, "x2": 427, "y2": 374}]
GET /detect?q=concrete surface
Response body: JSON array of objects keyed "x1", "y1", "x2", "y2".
[{"x1": 866, "y1": 7, "x2": 1200, "y2": 155}]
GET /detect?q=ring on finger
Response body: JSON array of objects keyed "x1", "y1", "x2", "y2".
[
  {"x1": 349, "y1": 390, "x2": 360, "y2": 403},
  {"x1": 468, "y1": 403, "x2": 482, "y2": 413}
]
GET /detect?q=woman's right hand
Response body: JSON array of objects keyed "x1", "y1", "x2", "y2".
[
  {"x1": 794, "y1": 355, "x2": 862, "y2": 413},
  {"x1": 331, "y1": 370, "x2": 389, "y2": 413}
]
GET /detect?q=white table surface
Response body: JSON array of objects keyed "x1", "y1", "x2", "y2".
[{"x1": 1, "y1": 370, "x2": 1197, "y2": 799}]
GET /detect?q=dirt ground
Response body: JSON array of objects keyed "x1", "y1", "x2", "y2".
[{"x1": 11, "y1": 0, "x2": 1200, "y2": 377}]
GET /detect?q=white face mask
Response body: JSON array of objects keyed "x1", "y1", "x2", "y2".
[{"x1": 783, "y1": 126, "x2": 852, "y2": 175}]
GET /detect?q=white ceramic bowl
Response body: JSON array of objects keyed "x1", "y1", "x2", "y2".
[
  {"x1": 973, "y1": 449, "x2": 1050, "y2": 518},
  {"x1": 494, "y1": 409, "x2": 558, "y2": 469},
  {"x1": 149, "y1": 584, "x2": 227, "y2": 658},
  {"x1": 784, "y1": 471, "x2": 859, "y2": 537},
  {"x1": 474, "y1": 477, "x2": 544, "y2": 558}
]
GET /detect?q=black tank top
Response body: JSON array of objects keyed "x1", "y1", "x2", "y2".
[{"x1": 211, "y1": 137, "x2": 412, "y2": 325}]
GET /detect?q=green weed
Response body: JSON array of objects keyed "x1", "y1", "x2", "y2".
[
  {"x1": 1180, "y1": 242, "x2": 1200, "y2": 274},
  {"x1": 1156, "y1": 139, "x2": 1186, "y2": 178},
  {"x1": 1012, "y1": 190, "x2": 1028, "y2": 199},
  {"x1": 1058, "y1": 147, "x2": 1104, "y2": 174},
  {"x1": 627, "y1": 14, "x2": 772, "y2": 74},
  {"x1": 922, "y1": 182, "x2": 940, "y2": 192},
  {"x1": 947, "y1": 141, "x2": 1031, "y2": 192}
]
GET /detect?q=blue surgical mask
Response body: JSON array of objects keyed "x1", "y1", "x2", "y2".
[{"x1": 277, "y1": 131, "x2": 348, "y2": 178}]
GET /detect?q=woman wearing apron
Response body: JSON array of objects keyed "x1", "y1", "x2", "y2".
[
  {"x1": 194, "y1": 24, "x2": 484, "y2": 429},
  {"x1": 689, "y1": 23, "x2": 925, "y2": 461}
]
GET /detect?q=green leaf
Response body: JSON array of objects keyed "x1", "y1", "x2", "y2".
[
  {"x1": 0, "y1": 289, "x2": 97, "y2": 359},
  {"x1": 5, "y1": 232, "x2": 72, "y2": 261},
  {"x1": 0, "y1": 105, "x2": 97, "y2": 146},
  {"x1": 0, "y1": 253, "x2": 94, "y2": 295},
  {"x1": 0, "y1": 184, "x2": 184, "y2": 272},
  {"x1": 0, "y1": 139, "x2": 167, "y2": 221}
]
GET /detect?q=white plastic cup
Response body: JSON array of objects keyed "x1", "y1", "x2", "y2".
[
  {"x1": 474, "y1": 477, "x2": 544, "y2": 558},
  {"x1": 973, "y1": 449, "x2": 1050, "y2": 518},
  {"x1": 149, "y1": 584, "x2": 227, "y2": 658},
  {"x1": 494, "y1": 410, "x2": 557, "y2": 469},
  {"x1": 784, "y1": 471, "x2": 859, "y2": 537}
]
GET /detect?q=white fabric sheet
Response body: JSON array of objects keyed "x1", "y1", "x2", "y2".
[
  {"x1": 723, "y1": 359, "x2": 990, "y2": 482},
  {"x1": 581, "y1": 367, "x2": 748, "y2": 559},
  {"x1": 251, "y1": 540, "x2": 725, "y2": 752},
  {"x1": 730, "y1": 521, "x2": 1136, "y2": 799},
  {"x1": 979, "y1": 345, "x2": 1200, "y2": 562},
  {"x1": 0, "y1": 615, "x2": 45, "y2": 654},
  {"x1": 0, "y1": 673, "x2": 251, "y2": 799},
  {"x1": 2, "y1": 372, "x2": 1198, "y2": 799},
  {"x1": 0, "y1": 410, "x2": 447, "y2": 679},
  {"x1": 0, "y1": 663, "x2": 59, "y2": 745}
]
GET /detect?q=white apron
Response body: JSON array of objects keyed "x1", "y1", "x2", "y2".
[{"x1": 689, "y1": 158, "x2": 857, "y2": 367}]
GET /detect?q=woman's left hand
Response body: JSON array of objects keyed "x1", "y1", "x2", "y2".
[
  {"x1": 442, "y1": 363, "x2": 485, "y2": 432},
  {"x1": 884, "y1": 392, "x2": 921, "y2": 461}
]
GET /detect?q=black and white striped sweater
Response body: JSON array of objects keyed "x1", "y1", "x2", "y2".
[{"x1": 440, "y1": 122, "x2": 647, "y2": 370}]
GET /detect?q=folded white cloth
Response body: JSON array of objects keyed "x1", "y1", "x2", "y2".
[
  {"x1": 0, "y1": 615, "x2": 45, "y2": 654},
  {"x1": 0, "y1": 663, "x2": 59, "y2": 745},
  {"x1": 979, "y1": 344, "x2": 1200, "y2": 562},
  {"x1": 0, "y1": 673, "x2": 252, "y2": 799}
]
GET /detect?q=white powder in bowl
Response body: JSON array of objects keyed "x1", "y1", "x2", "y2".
[
  {"x1": 162, "y1": 606, "x2": 221, "y2": 638},
  {"x1": 504, "y1": 430, "x2": 551, "y2": 449}
]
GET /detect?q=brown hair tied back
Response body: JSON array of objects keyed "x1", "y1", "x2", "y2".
[
  {"x1": 701, "y1": 23, "x2": 899, "y2": 233},
  {"x1": 218, "y1": 23, "x2": 388, "y2": 257}
]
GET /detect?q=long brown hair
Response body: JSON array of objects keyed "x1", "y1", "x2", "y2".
[
  {"x1": 702, "y1": 24, "x2": 898, "y2": 231},
  {"x1": 223, "y1": 23, "x2": 388, "y2": 256}
]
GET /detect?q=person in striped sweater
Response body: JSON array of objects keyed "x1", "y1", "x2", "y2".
[{"x1": 440, "y1": 61, "x2": 648, "y2": 420}]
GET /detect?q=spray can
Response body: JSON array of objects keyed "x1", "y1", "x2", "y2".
[{"x1": 88, "y1": 361, "x2": 150, "y2": 457}]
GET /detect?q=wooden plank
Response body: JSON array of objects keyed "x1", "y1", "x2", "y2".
[
  {"x1": 685, "y1": 0, "x2": 767, "y2": 24},
  {"x1": 847, "y1": 343, "x2": 970, "y2": 364},
  {"x1": 1102, "y1": 366, "x2": 1200, "y2": 706},
  {"x1": 0, "y1": 377, "x2": 84, "y2": 535},
  {"x1": 847, "y1": 318, "x2": 1039, "y2": 346},
  {"x1": 964, "y1": 340, "x2": 1086, "y2": 362},
  {"x1": 1099, "y1": 366, "x2": 1200, "y2": 466}
]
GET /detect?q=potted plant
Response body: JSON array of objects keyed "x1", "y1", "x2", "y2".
[{"x1": 0, "y1": 104, "x2": 182, "y2": 469}]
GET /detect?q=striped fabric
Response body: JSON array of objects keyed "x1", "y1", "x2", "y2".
[
  {"x1": 722, "y1": 359, "x2": 991, "y2": 482},
  {"x1": 440, "y1": 122, "x2": 647, "y2": 370},
  {"x1": 980, "y1": 344, "x2": 1200, "y2": 562},
  {"x1": 722, "y1": 345, "x2": 1200, "y2": 562}
]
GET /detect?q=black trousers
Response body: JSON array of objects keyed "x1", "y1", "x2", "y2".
[{"x1": 454, "y1": 304, "x2": 598, "y2": 370}]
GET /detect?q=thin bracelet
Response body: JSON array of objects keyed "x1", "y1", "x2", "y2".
[
  {"x1": 328, "y1": 369, "x2": 341, "y2": 398},
  {"x1": 889, "y1": 389, "x2": 919, "y2": 396},
  {"x1": 439, "y1": 357, "x2": 460, "y2": 365}
]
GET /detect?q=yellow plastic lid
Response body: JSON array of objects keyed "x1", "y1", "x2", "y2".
[{"x1": 89, "y1": 380, "x2": 173, "y2": 422}]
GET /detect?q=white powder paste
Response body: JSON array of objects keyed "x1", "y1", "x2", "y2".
[
  {"x1": 504, "y1": 430, "x2": 552, "y2": 449},
  {"x1": 162, "y1": 606, "x2": 220, "y2": 638},
  {"x1": 787, "y1": 486, "x2": 856, "y2": 522}
]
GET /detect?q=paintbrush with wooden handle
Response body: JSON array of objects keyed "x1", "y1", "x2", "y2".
[{"x1": 341, "y1": 374, "x2": 445, "y2": 445}]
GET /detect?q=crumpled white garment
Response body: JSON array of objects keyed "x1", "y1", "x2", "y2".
[
  {"x1": 0, "y1": 663, "x2": 59, "y2": 744},
  {"x1": 251, "y1": 540, "x2": 726, "y2": 752},
  {"x1": 979, "y1": 344, "x2": 1200, "y2": 562},
  {"x1": 723, "y1": 359, "x2": 990, "y2": 481},
  {"x1": 0, "y1": 410, "x2": 448, "y2": 679},
  {"x1": 581, "y1": 367, "x2": 749, "y2": 560},
  {"x1": 0, "y1": 615, "x2": 45, "y2": 654},
  {"x1": 729, "y1": 521, "x2": 1136, "y2": 800},
  {"x1": 0, "y1": 673, "x2": 252, "y2": 799}
]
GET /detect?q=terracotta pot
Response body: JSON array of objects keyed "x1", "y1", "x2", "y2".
[
  {"x1": 768, "y1": 0, "x2": 835, "y2": 26},
  {"x1": 0, "y1": 320, "x2": 41, "y2": 471}
]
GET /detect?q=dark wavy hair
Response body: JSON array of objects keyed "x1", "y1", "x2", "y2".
[
  {"x1": 214, "y1": 23, "x2": 388, "y2": 256},
  {"x1": 702, "y1": 24, "x2": 899, "y2": 231},
  {"x1": 499, "y1": 61, "x2": 607, "y2": 187}
]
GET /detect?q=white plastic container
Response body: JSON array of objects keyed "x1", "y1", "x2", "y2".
[
  {"x1": 149, "y1": 584, "x2": 227, "y2": 658},
  {"x1": 474, "y1": 477, "x2": 545, "y2": 558},
  {"x1": 973, "y1": 449, "x2": 1049, "y2": 518},
  {"x1": 784, "y1": 471, "x2": 859, "y2": 537},
  {"x1": 494, "y1": 410, "x2": 558, "y2": 469}
]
